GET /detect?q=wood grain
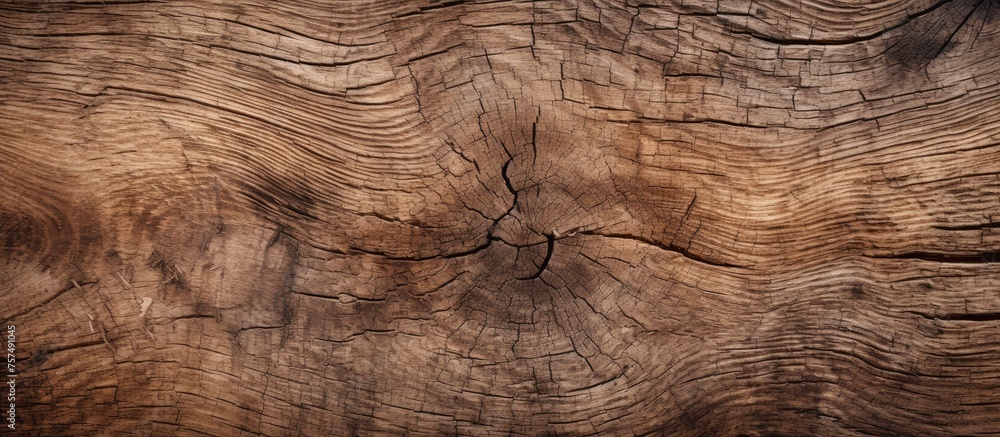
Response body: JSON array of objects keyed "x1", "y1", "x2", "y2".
[{"x1": 2, "y1": 0, "x2": 999, "y2": 435}]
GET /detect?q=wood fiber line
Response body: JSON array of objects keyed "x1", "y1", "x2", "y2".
[{"x1": 2, "y1": 0, "x2": 1000, "y2": 435}]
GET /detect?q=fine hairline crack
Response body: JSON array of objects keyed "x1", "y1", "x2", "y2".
[{"x1": 578, "y1": 230, "x2": 747, "y2": 269}]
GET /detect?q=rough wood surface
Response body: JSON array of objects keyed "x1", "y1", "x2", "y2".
[{"x1": 2, "y1": 0, "x2": 1000, "y2": 435}]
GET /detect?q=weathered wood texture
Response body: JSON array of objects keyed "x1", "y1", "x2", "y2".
[{"x1": 2, "y1": 0, "x2": 1000, "y2": 435}]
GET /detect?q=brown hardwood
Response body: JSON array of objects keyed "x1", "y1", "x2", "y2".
[{"x1": 2, "y1": 0, "x2": 1000, "y2": 435}]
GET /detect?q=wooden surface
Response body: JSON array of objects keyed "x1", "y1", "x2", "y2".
[{"x1": 2, "y1": 0, "x2": 1000, "y2": 435}]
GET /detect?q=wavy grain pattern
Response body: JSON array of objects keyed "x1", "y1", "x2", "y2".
[{"x1": 2, "y1": 0, "x2": 1000, "y2": 435}]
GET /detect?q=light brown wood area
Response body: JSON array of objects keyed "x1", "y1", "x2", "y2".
[{"x1": 2, "y1": 0, "x2": 1000, "y2": 435}]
